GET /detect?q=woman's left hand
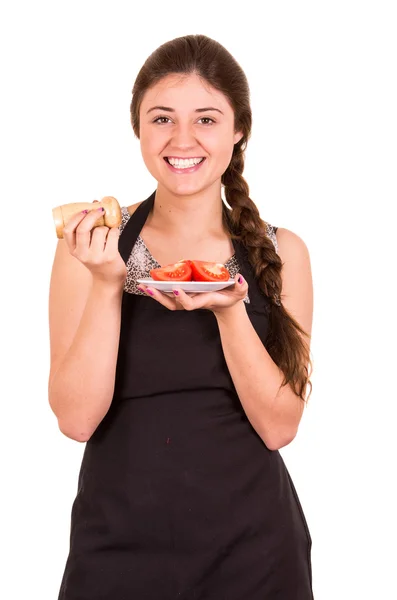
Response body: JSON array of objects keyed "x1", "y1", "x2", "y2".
[{"x1": 137, "y1": 273, "x2": 248, "y2": 313}]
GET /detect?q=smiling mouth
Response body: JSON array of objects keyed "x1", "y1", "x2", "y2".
[{"x1": 164, "y1": 157, "x2": 206, "y2": 168}]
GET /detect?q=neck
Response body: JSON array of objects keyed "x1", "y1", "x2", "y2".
[{"x1": 147, "y1": 182, "x2": 226, "y2": 240}]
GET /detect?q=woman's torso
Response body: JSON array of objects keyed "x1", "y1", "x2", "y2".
[{"x1": 59, "y1": 191, "x2": 312, "y2": 599}]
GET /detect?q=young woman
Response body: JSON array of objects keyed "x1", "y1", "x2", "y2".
[{"x1": 49, "y1": 34, "x2": 314, "y2": 599}]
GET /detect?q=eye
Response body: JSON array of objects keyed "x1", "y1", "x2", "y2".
[
  {"x1": 198, "y1": 117, "x2": 215, "y2": 125},
  {"x1": 152, "y1": 116, "x2": 172, "y2": 125},
  {"x1": 152, "y1": 116, "x2": 216, "y2": 125}
]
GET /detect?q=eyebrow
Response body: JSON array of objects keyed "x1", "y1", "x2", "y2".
[{"x1": 146, "y1": 105, "x2": 224, "y2": 115}]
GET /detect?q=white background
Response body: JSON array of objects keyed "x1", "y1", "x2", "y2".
[{"x1": 1, "y1": 1, "x2": 396, "y2": 598}]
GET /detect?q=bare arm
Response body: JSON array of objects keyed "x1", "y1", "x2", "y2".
[
  {"x1": 48, "y1": 274, "x2": 124, "y2": 442},
  {"x1": 213, "y1": 228, "x2": 313, "y2": 451},
  {"x1": 48, "y1": 206, "x2": 128, "y2": 442}
]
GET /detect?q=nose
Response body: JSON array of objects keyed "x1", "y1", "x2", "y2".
[{"x1": 169, "y1": 122, "x2": 198, "y2": 150}]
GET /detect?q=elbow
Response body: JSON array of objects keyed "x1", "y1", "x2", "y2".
[
  {"x1": 58, "y1": 419, "x2": 93, "y2": 443},
  {"x1": 263, "y1": 427, "x2": 298, "y2": 452},
  {"x1": 49, "y1": 395, "x2": 96, "y2": 442},
  {"x1": 259, "y1": 394, "x2": 304, "y2": 451}
]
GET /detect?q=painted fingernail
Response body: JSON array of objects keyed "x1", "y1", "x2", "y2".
[
  {"x1": 98, "y1": 207, "x2": 105, "y2": 212},
  {"x1": 81, "y1": 209, "x2": 88, "y2": 214},
  {"x1": 173, "y1": 290, "x2": 179, "y2": 296},
  {"x1": 137, "y1": 285, "x2": 143, "y2": 291},
  {"x1": 146, "y1": 288, "x2": 154, "y2": 296},
  {"x1": 238, "y1": 276, "x2": 244, "y2": 284}
]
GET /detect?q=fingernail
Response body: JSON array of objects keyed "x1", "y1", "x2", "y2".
[
  {"x1": 98, "y1": 207, "x2": 105, "y2": 212},
  {"x1": 173, "y1": 290, "x2": 179, "y2": 296},
  {"x1": 238, "y1": 276, "x2": 244, "y2": 284},
  {"x1": 146, "y1": 288, "x2": 154, "y2": 296},
  {"x1": 137, "y1": 285, "x2": 143, "y2": 291},
  {"x1": 81, "y1": 209, "x2": 88, "y2": 214}
]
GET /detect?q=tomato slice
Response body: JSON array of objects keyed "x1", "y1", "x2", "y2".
[
  {"x1": 190, "y1": 260, "x2": 230, "y2": 282},
  {"x1": 178, "y1": 259, "x2": 193, "y2": 267},
  {"x1": 150, "y1": 261, "x2": 192, "y2": 281}
]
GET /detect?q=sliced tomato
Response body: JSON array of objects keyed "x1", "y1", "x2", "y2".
[
  {"x1": 190, "y1": 260, "x2": 230, "y2": 282},
  {"x1": 150, "y1": 261, "x2": 192, "y2": 281}
]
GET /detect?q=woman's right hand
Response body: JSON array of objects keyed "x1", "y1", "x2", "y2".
[{"x1": 62, "y1": 202, "x2": 127, "y2": 285}]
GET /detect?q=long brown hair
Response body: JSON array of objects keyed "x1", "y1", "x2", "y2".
[{"x1": 130, "y1": 35, "x2": 312, "y2": 403}]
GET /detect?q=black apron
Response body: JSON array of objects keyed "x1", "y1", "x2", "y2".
[{"x1": 58, "y1": 191, "x2": 313, "y2": 599}]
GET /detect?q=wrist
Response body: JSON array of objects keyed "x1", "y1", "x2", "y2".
[
  {"x1": 91, "y1": 277, "x2": 125, "y2": 296},
  {"x1": 212, "y1": 300, "x2": 247, "y2": 323}
]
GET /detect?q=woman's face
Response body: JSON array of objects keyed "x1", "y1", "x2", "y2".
[{"x1": 139, "y1": 73, "x2": 243, "y2": 196}]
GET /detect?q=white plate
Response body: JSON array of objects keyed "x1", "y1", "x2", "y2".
[{"x1": 136, "y1": 279, "x2": 236, "y2": 293}]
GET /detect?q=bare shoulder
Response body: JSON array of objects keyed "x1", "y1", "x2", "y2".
[
  {"x1": 275, "y1": 227, "x2": 311, "y2": 260},
  {"x1": 125, "y1": 201, "x2": 144, "y2": 217},
  {"x1": 274, "y1": 227, "x2": 313, "y2": 338}
]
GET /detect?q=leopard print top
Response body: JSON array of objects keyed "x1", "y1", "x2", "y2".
[{"x1": 119, "y1": 206, "x2": 279, "y2": 304}]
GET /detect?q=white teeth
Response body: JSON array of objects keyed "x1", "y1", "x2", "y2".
[{"x1": 167, "y1": 157, "x2": 204, "y2": 169}]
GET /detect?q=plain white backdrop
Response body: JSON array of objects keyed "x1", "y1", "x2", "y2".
[{"x1": 1, "y1": 1, "x2": 396, "y2": 598}]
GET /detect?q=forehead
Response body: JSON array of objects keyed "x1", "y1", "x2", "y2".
[{"x1": 140, "y1": 73, "x2": 232, "y2": 113}]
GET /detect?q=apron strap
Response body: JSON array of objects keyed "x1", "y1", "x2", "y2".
[{"x1": 118, "y1": 191, "x2": 155, "y2": 264}]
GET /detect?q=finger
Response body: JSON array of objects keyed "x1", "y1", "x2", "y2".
[
  {"x1": 89, "y1": 226, "x2": 111, "y2": 254},
  {"x1": 172, "y1": 287, "x2": 214, "y2": 311},
  {"x1": 234, "y1": 273, "x2": 249, "y2": 298},
  {"x1": 63, "y1": 202, "x2": 104, "y2": 253},
  {"x1": 103, "y1": 225, "x2": 122, "y2": 257},
  {"x1": 163, "y1": 291, "x2": 197, "y2": 299},
  {"x1": 63, "y1": 203, "x2": 101, "y2": 234},
  {"x1": 63, "y1": 209, "x2": 92, "y2": 252},
  {"x1": 137, "y1": 284, "x2": 179, "y2": 311},
  {"x1": 74, "y1": 207, "x2": 106, "y2": 255}
]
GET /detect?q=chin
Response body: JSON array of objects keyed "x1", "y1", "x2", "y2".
[
  {"x1": 164, "y1": 182, "x2": 206, "y2": 197},
  {"x1": 168, "y1": 186, "x2": 205, "y2": 197}
]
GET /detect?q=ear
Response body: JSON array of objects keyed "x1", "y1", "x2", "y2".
[{"x1": 234, "y1": 130, "x2": 244, "y2": 145}]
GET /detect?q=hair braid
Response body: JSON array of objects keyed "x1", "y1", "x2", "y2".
[{"x1": 222, "y1": 144, "x2": 313, "y2": 402}]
